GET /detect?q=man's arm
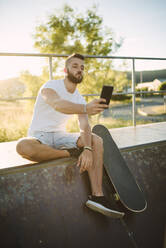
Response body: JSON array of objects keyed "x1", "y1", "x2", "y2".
[
  {"x1": 41, "y1": 88, "x2": 108, "y2": 115},
  {"x1": 41, "y1": 88, "x2": 85, "y2": 114},
  {"x1": 76, "y1": 114, "x2": 94, "y2": 173},
  {"x1": 78, "y1": 114, "x2": 92, "y2": 148}
]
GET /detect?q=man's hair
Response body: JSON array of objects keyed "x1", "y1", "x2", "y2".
[{"x1": 65, "y1": 53, "x2": 85, "y2": 68}]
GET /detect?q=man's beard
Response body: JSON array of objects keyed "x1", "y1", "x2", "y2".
[{"x1": 67, "y1": 69, "x2": 83, "y2": 84}]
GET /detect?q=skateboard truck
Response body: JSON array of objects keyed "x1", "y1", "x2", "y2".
[{"x1": 114, "y1": 193, "x2": 120, "y2": 201}]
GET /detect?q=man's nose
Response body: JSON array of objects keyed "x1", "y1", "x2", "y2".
[{"x1": 77, "y1": 69, "x2": 82, "y2": 74}]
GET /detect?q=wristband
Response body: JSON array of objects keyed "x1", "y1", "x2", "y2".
[
  {"x1": 83, "y1": 104, "x2": 87, "y2": 114},
  {"x1": 84, "y1": 146, "x2": 93, "y2": 152}
]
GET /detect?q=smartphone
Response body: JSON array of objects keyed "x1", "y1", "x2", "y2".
[{"x1": 100, "y1": 85, "x2": 114, "y2": 108}]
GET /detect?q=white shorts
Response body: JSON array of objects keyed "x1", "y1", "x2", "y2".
[{"x1": 32, "y1": 131, "x2": 80, "y2": 150}]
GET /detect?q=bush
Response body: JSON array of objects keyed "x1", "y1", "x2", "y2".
[
  {"x1": 135, "y1": 88, "x2": 141, "y2": 97},
  {"x1": 0, "y1": 128, "x2": 27, "y2": 142},
  {"x1": 139, "y1": 87, "x2": 149, "y2": 92},
  {"x1": 112, "y1": 93, "x2": 131, "y2": 101},
  {"x1": 158, "y1": 81, "x2": 166, "y2": 91},
  {"x1": 136, "y1": 86, "x2": 155, "y2": 97}
]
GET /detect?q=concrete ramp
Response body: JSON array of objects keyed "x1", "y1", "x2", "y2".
[
  {"x1": 0, "y1": 158, "x2": 133, "y2": 248},
  {"x1": 0, "y1": 123, "x2": 166, "y2": 248}
]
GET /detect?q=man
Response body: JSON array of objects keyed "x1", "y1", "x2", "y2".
[{"x1": 16, "y1": 53, "x2": 124, "y2": 218}]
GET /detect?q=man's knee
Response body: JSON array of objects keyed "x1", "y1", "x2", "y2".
[
  {"x1": 77, "y1": 133, "x2": 103, "y2": 151},
  {"x1": 16, "y1": 138, "x2": 38, "y2": 158},
  {"x1": 92, "y1": 134, "x2": 103, "y2": 150}
]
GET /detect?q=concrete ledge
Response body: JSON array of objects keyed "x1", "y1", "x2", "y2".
[
  {"x1": 0, "y1": 122, "x2": 166, "y2": 171},
  {"x1": 110, "y1": 121, "x2": 166, "y2": 149}
]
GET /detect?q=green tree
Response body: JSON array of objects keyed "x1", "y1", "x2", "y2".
[
  {"x1": 0, "y1": 78, "x2": 25, "y2": 99},
  {"x1": 34, "y1": 5, "x2": 119, "y2": 55},
  {"x1": 159, "y1": 81, "x2": 166, "y2": 91},
  {"x1": 32, "y1": 4, "x2": 128, "y2": 98},
  {"x1": 20, "y1": 71, "x2": 45, "y2": 97}
]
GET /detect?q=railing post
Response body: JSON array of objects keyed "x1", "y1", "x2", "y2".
[
  {"x1": 49, "y1": 57, "x2": 53, "y2": 80},
  {"x1": 132, "y1": 59, "x2": 136, "y2": 126}
]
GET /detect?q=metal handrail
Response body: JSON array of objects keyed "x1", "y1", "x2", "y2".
[
  {"x1": 0, "y1": 52, "x2": 166, "y2": 126},
  {"x1": 1, "y1": 90, "x2": 166, "y2": 101},
  {"x1": 1, "y1": 52, "x2": 166, "y2": 60}
]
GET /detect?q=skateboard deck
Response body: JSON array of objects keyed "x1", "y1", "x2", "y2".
[{"x1": 92, "y1": 124, "x2": 147, "y2": 212}]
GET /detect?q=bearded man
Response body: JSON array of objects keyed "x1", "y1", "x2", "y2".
[{"x1": 16, "y1": 53, "x2": 124, "y2": 218}]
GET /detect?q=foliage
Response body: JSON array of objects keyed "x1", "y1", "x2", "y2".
[
  {"x1": 136, "y1": 86, "x2": 149, "y2": 92},
  {"x1": 20, "y1": 71, "x2": 45, "y2": 97},
  {"x1": 66, "y1": 114, "x2": 154, "y2": 133},
  {"x1": 32, "y1": 4, "x2": 129, "y2": 97},
  {"x1": 135, "y1": 86, "x2": 148, "y2": 97},
  {"x1": 0, "y1": 127, "x2": 27, "y2": 142},
  {"x1": 158, "y1": 81, "x2": 166, "y2": 91},
  {"x1": 78, "y1": 65, "x2": 130, "y2": 98},
  {"x1": 0, "y1": 101, "x2": 32, "y2": 142},
  {"x1": 111, "y1": 94, "x2": 132, "y2": 101},
  {"x1": 0, "y1": 78, "x2": 25, "y2": 99},
  {"x1": 33, "y1": 5, "x2": 120, "y2": 55}
]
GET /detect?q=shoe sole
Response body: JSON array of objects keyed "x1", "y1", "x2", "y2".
[{"x1": 86, "y1": 200, "x2": 124, "y2": 218}]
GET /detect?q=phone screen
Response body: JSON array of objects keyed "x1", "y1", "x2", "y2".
[{"x1": 100, "y1": 85, "x2": 114, "y2": 108}]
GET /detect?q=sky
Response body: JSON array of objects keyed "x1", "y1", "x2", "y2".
[{"x1": 0, "y1": 0, "x2": 166, "y2": 79}]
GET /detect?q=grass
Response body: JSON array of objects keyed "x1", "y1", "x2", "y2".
[
  {"x1": 66, "y1": 114, "x2": 153, "y2": 133},
  {"x1": 0, "y1": 101, "x2": 33, "y2": 142},
  {"x1": 110, "y1": 97, "x2": 141, "y2": 107},
  {"x1": 0, "y1": 99, "x2": 157, "y2": 142}
]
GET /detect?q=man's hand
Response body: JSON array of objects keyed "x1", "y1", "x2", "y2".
[
  {"x1": 77, "y1": 149, "x2": 93, "y2": 173},
  {"x1": 86, "y1": 98, "x2": 108, "y2": 115}
]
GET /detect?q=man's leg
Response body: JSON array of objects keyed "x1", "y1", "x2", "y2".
[
  {"x1": 16, "y1": 137, "x2": 70, "y2": 162},
  {"x1": 77, "y1": 133, "x2": 124, "y2": 218},
  {"x1": 85, "y1": 134, "x2": 104, "y2": 196},
  {"x1": 77, "y1": 133, "x2": 104, "y2": 195},
  {"x1": 17, "y1": 134, "x2": 124, "y2": 217}
]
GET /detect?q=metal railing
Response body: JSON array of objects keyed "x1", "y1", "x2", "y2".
[{"x1": 0, "y1": 52, "x2": 166, "y2": 126}]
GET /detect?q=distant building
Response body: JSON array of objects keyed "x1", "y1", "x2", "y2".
[{"x1": 136, "y1": 79, "x2": 165, "y2": 91}]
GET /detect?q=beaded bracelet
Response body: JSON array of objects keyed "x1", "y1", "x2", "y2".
[{"x1": 84, "y1": 146, "x2": 93, "y2": 152}]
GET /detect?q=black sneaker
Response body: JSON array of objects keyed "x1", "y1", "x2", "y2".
[
  {"x1": 86, "y1": 195, "x2": 124, "y2": 218},
  {"x1": 65, "y1": 147, "x2": 84, "y2": 158}
]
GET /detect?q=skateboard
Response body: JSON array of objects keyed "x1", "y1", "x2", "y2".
[{"x1": 92, "y1": 124, "x2": 147, "y2": 212}]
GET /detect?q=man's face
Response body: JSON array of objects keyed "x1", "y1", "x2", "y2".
[{"x1": 66, "y1": 58, "x2": 84, "y2": 84}]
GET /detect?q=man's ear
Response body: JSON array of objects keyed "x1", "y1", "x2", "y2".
[{"x1": 64, "y1": 67, "x2": 67, "y2": 73}]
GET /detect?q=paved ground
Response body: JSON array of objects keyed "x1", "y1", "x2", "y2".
[
  {"x1": 103, "y1": 96, "x2": 166, "y2": 122},
  {"x1": 138, "y1": 105, "x2": 166, "y2": 116}
]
